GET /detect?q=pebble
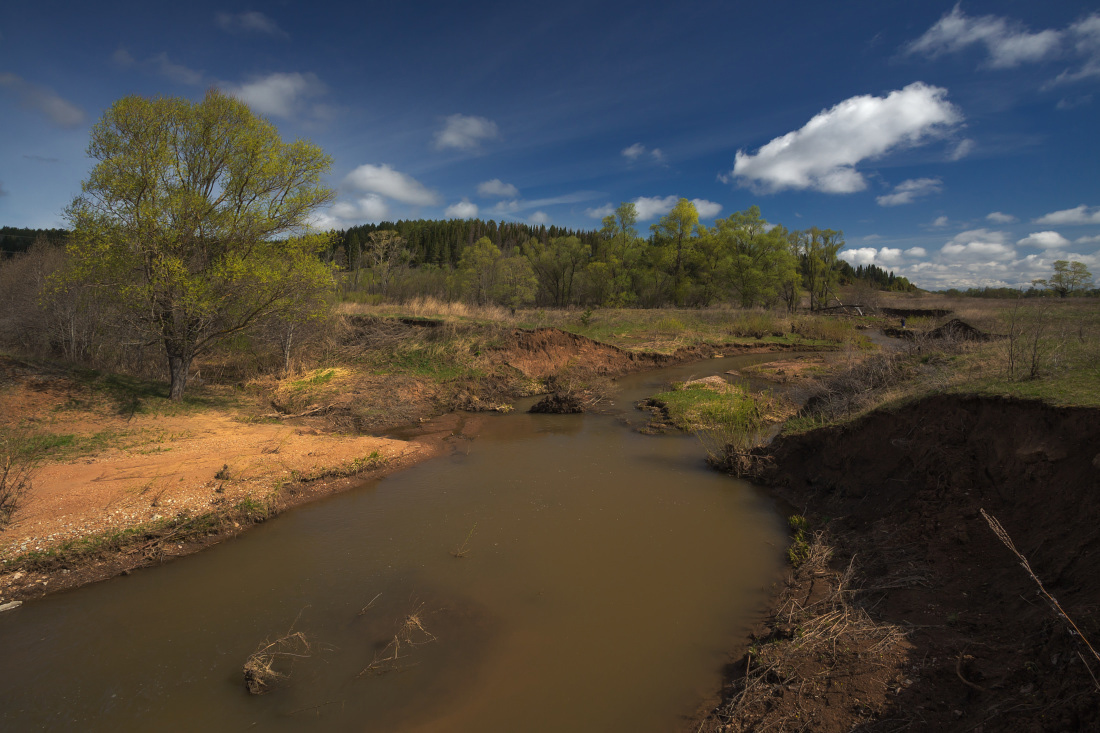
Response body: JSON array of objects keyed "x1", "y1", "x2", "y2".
[{"x1": 0, "y1": 600, "x2": 22, "y2": 613}]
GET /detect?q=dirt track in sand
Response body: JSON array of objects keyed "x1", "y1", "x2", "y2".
[{"x1": 702, "y1": 395, "x2": 1100, "y2": 732}]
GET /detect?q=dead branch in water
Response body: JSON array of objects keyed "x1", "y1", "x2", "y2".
[
  {"x1": 358, "y1": 602, "x2": 438, "y2": 678},
  {"x1": 451, "y1": 522, "x2": 478, "y2": 558},
  {"x1": 243, "y1": 616, "x2": 312, "y2": 695}
]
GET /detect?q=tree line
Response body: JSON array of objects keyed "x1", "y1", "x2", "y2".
[{"x1": 328, "y1": 201, "x2": 912, "y2": 309}]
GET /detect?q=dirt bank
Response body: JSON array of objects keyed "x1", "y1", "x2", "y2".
[
  {"x1": 1, "y1": 330, "x2": 803, "y2": 603},
  {"x1": 703, "y1": 395, "x2": 1100, "y2": 731}
]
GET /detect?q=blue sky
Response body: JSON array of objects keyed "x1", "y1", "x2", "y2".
[{"x1": 1, "y1": 1, "x2": 1098, "y2": 290}]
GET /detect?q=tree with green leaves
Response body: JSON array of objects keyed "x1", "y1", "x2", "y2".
[
  {"x1": 524, "y1": 235, "x2": 591, "y2": 306},
  {"x1": 650, "y1": 199, "x2": 699, "y2": 302},
  {"x1": 65, "y1": 90, "x2": 336, "y2": 400},
  {"x1": 798, "y1": 227, "x2": 845, "y2": 310},
  {"x1": 1033, "y1": 260, "x2": 1093, "y2": 297}
]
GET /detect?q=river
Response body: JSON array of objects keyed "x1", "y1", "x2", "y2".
[{"x1": 0, "y1": 353, "x2": 791, "y2": 731}]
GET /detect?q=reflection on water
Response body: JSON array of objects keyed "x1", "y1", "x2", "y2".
[{"x1": 0, "y1": 354, "x2": 789, "y2": 732}]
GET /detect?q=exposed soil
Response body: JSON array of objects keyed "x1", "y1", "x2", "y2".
[
  {"x1": 701, "y1": 395, "x2": 1100, "y2": 731},
  {"x1": 884, "y1": 318, "x2": 995, "y2": 342},
  {"x1": 0, "y1": 330, "x2": 800, "y2": 603}
]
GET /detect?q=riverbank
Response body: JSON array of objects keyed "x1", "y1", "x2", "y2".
[
  {"x1": 699, "y1": 394, "x2": 1100, "y2": 732},
  {"x1": 0, "y1": 322, "x2": 825, "y2": 605}
]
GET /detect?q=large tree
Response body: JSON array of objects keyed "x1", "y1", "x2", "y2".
[
  {"x1": 66, "y1": 90, "x2": 336, "y2": 400},
  {"x1": 1034, "y1": 260, "x2": 1093, "y2": 297}
]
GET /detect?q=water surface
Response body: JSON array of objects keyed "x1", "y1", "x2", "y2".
[{"x1": 0, "y1": 354, "x2": 789, "y2": 732}]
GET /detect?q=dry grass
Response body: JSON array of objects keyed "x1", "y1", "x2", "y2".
[{"x1": 699, "y1": 532, "x2": 908, "y2": 732}]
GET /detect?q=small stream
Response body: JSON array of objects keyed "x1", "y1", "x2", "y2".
[{"x1": 0, "y1": 353, "x2": 793, "y2": 732}]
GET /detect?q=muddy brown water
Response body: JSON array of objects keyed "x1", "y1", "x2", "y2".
[{"x1": 0, "y1": 354, "x2": 794, "y2": 732}]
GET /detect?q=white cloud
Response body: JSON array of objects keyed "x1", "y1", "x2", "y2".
[
  {"x1": 731, "y1": 82, "x2": 961, "y2": 193},
  {"x1": 0, "y1": 73, "x2": 85, "y2": 127},
  {"x1": 434, "y1": 114, "x2": 499, "y2": 150},
  {"x1": 876, "y1": 177, "x2": 942, "y2": 206},
  {"x1": 477, "y1": 179, "x2": 519, "y2": 198},
  {"x1": 840, "y1": 245, "x2": 923, "y2": 268},
  {"x1": 489, "y1": 191, "x2": 601, "y2": 216},
  {"x1": 444, "y1": 199, "x2": 479, "y2": 219},
  {"x1": 330, "y1": 195, "x2": 389, "y2": 222},
  {"x1": 932, "y1": 215, "x2": 949, "y2": 227},
  {"x1": 622, "y1": 143, "x2": 664, "y2": 162},
  {"x1": 1035, "y1": 204, "x2": 1100, "y2": 225},
  {"x1": 344, "y1": 164, "x2": 440, "y2": 206},
  {"x1": 215, "y1": 11, "x2": 288, "y2": 38},
  {"x1": 1017, "y1": 231, "x2": 1070, "y2": 248},
  {"x1": 586, "y1": 204, "x2": 615, "y2": 219},
  {"x1": 841, "y1": 248, "x2": 879, "y2": 266},
  {"x1": 1052, "y1": 14, "x2": 1100, "y2": 85},
  {"x1": 1076, "y1": 234, "x2": 1100, "y2": 244},
  {"x1": 862, "y1": 234, "x2": 882, "y2": 242},
  {"x1": 633, "y1": 195, "x2": 679, "y2": 220},
  {"x1": 691, "y1": 199, "x2": 723, "y2": 218},
  {"x1": 222, "y1": 72, "x2": 327, "y2": 119},
  {"x1": 951, "y1": 228, "x2": 1009, "y2": 245},
  {"x1": 940, "y1": 241, "x2": 1015, "y2": 260},
  {"x1": 529, "y1": 211, "x2": 550, "y2": 225},
  {"x1": 949, "y1": 138, "x2": 975, "y2": 160},
  {"x1": 907, "y1": 5, "x2": 1062, "y2": 68},
  {"x1": 877, "y1": 247, "x2": 904, "y2": 264},
  {"x1": 986, "y1": 211, "x2": 1016, "y2": 223}
]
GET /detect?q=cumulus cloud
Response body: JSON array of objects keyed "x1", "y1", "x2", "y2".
[
  {"x1": 633, "y1": 195, "x2": 679, "y2": 220},
  {"x1": 215, "y1": 11, "x2": 288, "y2": 38},
  {"x1": 0, "y1": 73, "x2": 85, "y2": 127},
  {"x1": 906, "y1": 5, "x2": 1063, "y2": 68},
  {"x1": 330, "y1": 195, "x2": 389, "y2": 222},
  {"x1": 951, "y1": 228, "x2": 1009, "y2": 245},
  {"x1": 691, "y1": 199, "x2": 723, "y2": 218},
  {"x1": 987, "y1": 211, "x2": 1016, "y2": 223},
  {"x1": 622, "y1": 143, "x2": 664, "y2": 162},
  {"x1": 586, "y1": 204, "x2": 615, "y2": 219},
  {"x1": 1035, "y1": 205, "x2": 1100, "y2": 225},
  {"x1": 477, "y1": 179, "x2": 519, "y2": 198},
  {"x1": 906, "y1": 247, "x2": 928, "y2": 257},
  {"x1": 434, "y1": 114, "x2": 499, "y2": 150},
  {"x1": 222, "y1": 72, "x2": 327, "y2": 119},
  {"x1": 530, "y1": 211, "x2": 550, "y2": 225},
  {"x1": 731, "y1": 82, "x2": 961, "y2": 193},
  {"x1": 1075, "y1": 234, "x2": 1100, "y2": 244},
  {"x1": 841, "y1": 248, "x2": 879, "y2": 266},
  {"x1": 1017, "y1": 231, "x2": 1070, "y2": 248},
  {"x1": 444, "y1": 199, "x2": 479, "y2": 219},
  {"x1": 876, "y1": 177, "x2": 943, "y2": 206},
  {"x1": 840, "y1": 245, "x2": 926, "y2": 268},
  {"x1": 932, "y1": 215, "x2": 949, "y2": 227},
  {"x1": 344, "y1": 164, "x2": 440, "y2": 206}
]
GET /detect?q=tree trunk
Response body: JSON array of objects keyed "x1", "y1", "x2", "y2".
[{"x1": 167, "y1": 349, "x2": 191, "y2": 401}]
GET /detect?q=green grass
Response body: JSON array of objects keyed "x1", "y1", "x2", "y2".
[{"x1": 290, "y1": 368, "x2": 336, "y2": 390}]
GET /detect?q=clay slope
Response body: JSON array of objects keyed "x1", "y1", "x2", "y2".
[{"x1": 744, "y1": 395, "x2": 1100, "y2": 732}]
